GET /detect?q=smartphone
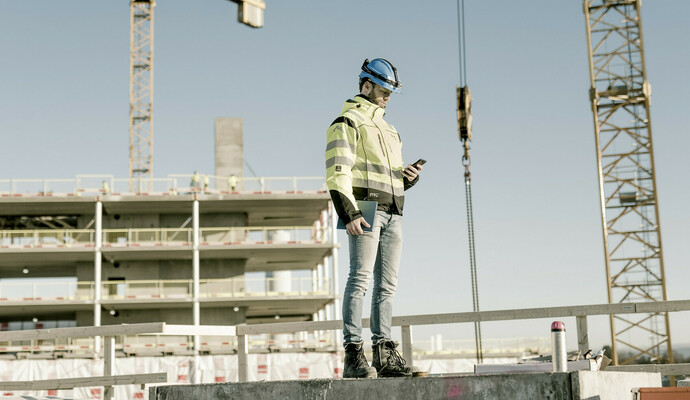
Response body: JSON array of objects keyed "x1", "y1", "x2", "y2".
[{"x1": 413, "y1": 158, "x2": 427, "y2": 168}]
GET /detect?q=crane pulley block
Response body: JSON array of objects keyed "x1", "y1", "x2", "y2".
[{"x1": 457, "y1": 85, "x2": 472, "y2": 142}]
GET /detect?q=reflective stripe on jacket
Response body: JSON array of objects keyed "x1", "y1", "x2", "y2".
[{"x1": 325, "y1": 95, "x2": 418, "y2": 224}]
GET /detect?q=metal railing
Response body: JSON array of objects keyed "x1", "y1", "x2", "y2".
[
  {"x1": 413, "y1": 337, "x2": 551, "y2": 356},
  {"x1": 0, "y1": 226, "x2": 328, "y2": 248},
  {"x1": 0, "y1": 323, "x2": 234, "y2": 400},
  {"x1": 234, "y1": 299, "x2": 690, "y2": 382},
  {"x1": 0, "y1": 225, "x2": 326, "y2": 248},
  {"x1": 102, "y1": 228, "x2": 193, "y2": 246},
  {"x1": 0, "y1": 332, "x2": 337, "y2": 356},
  {"x1": 0, "y1": 175, "x2": 327, "y2": 196},
  {"x1": 0, "y1": 229, "x2": 94, "y2": 247},
  {"x1": 1, "y1": 300, "x2": 689, "y2": 388},
  {"x1": 0, "y1": 277, "x2": 330, "y2": 301},
  {"x1": 0, "y1": 280, "x2": 93, "y2": 300}
]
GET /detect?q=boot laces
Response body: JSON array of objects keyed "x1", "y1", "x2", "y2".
[{"x1": 385, "y1": 341, "x2": 406, "y2": 368}]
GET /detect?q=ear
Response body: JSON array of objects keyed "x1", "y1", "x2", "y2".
[{"x1": 361, "y1": 80, "x2": 373, "y2": 96}]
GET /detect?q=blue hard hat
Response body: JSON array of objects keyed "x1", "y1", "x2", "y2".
[{"x1": 359, "y1": 58, "x2": 402, "y2": 94}]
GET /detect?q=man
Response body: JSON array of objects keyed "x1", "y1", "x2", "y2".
[{"x1": 325, "y1": 58, "x2": 423, "y2": 379}]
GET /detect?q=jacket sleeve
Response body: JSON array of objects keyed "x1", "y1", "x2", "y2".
[
  {"x1": 403, "y1": 175, "x2": 419, "y2": 191},
  {"x1": 326, "y1": 116, "x2": 362, "y2": 224}
]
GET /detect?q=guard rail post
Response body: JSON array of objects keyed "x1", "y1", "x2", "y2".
[
  {"x1": 104, "y1": 335, "x2": 115, "y2": 400},
  {"x1": 238, "y1": 332, "x2": 249, "y2": 382},
  {"x1": 576, "y1": 315, "x2": 589, "y2": 356},
  {"x1": 401, "y1": 325, "x2": 413, "y2": 368}
]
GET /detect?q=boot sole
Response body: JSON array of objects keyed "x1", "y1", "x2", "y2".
[
  {"x1": 376, "y1": 372, "x2": 413, "y2": 378},
  {"x1": 343, "y1": 371, "x2": 378, "y2": 379}
]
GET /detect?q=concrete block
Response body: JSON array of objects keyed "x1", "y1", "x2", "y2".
[
  {"x1": 151, "y1": 374, "x2": 572, "y2": 400},
  {"x1": 679, "y1": 379, "x2": 690, "y2": 387},
  {"x1": 573, "y1": 371, "x2": 661, "y2": 400},
  {"x1": 150, "y1": 371, "x2": 661, "y2": 400}
]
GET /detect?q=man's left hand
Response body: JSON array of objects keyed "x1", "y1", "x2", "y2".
[{"x1": 402, "y1": 163, "x2": 423, "y2": 180}]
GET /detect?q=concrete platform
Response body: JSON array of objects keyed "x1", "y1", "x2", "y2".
[{"x1": 150, "y1": 371, "x2": 661, "y2": 400}]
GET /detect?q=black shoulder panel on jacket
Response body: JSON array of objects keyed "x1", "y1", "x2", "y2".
[{"x1": 330, "y1": 116, "x2": 358, "y2": 129}]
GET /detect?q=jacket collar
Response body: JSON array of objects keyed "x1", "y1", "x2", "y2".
[{"x1": 343, "y1": 94, "x2": 385, "y2": 118}]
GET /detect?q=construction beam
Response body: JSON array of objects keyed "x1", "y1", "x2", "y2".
[{"x1": 0, "y1": 373, "x2": 167, "y2": 391}]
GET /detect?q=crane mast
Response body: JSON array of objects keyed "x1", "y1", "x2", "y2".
[
  {"x1": 129, "y1": 0, "x2": 155, "y2": 191},
  {"x1": 583, "y1": 0, "x2": 673, "y2": 366}
]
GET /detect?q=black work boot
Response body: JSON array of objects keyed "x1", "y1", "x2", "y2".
[
  {"x1": 343, "y1": 342, "x2": 377, "y2": 379},
  {"x1": 372, "y1": 340, "x2": 413, "y2": 377}
]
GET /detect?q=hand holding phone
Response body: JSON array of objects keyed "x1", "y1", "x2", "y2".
[{"x1": 404, "y1": 158, "x2": 425, "y2": 180}]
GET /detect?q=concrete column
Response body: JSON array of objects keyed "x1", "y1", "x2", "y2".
[
  {"x1": 214, "y1": 118, "x2": 244, "y2": 190},
  {"x1": 192, "y1": 199, "x2": 200, "y2": 349},
  {"x1": 238, "y1": 334, "x2": 248, "y2": 382},
  {"x1": 317, "y1": 263, "x2": 324, "y2": 292},
  {"x1": 330, "y1": 204, "x2": 340, "y2": 320},
  {"x1": 94, "y1": 200, "x2": 102, "y2": 353}
]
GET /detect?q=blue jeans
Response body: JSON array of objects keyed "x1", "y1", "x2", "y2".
[{"x1": 342, "y1": 210, "x2": 403, "y2": 345}]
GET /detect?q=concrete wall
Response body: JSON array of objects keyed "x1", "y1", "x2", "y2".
[
  {"x1": 78, "y1": 259, "x2": 246, "y2": 281},
  {"x1": 101, "y1": 212, "x2": 246, "y2": 229},
  {"x1": 201, "y1": 307, "x2": 246, "y2": 325}
]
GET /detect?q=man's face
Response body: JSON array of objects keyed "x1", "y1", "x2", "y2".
[{"x1": 364, "y1": 82, "x2": 392, "y2": 108}]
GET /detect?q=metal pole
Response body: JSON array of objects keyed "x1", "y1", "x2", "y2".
[
  {"x1": 94, "y1": 200, "x2": 103, "y2": 354},
  {"x1": 192, "y1": 198, "x2": 200, "y2": 349},
  {"x1": 192, "y1": 198, "x2": 201, "y2": 384}
]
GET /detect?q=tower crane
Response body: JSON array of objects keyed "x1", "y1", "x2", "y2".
[
  {"x1": 582, "y1": 0, "x2": 673, "y2": 368},
  {"x1": 127, "y1": 0, "x2": 265, "y2": 192}
]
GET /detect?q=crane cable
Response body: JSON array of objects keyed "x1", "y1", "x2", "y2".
[{"x1": 457, "y1": 0, "x2": 483, "y2": 364}]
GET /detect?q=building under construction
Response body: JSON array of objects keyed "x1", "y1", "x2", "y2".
[{"x1": 0, "y1": 118, "x2": 339, "y2": 352}]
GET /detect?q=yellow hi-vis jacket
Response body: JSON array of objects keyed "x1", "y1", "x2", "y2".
[{"x1": 325, "y1": 95, "x2": 418, "y2": 224}]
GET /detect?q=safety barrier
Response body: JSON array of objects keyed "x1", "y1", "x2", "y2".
[
  {"x1": 0, "y1": 280, "x2": 93, "y2": 301},
  {"x1": 0, "y1": 175, "x2": 327, "y2": 196},
  {"x1": 233, "y1": 299, "x2": 690, "y2": 382},
  {"x1": 2, "y1": 300, "x2": 690, "y2": 390},
  {"x1": 0, "y1": 229, "x2": 94, "y2": 248},
  {"x1": 413, "y1": 336, "x2": 550, "y2": 356},
  {"x1": 0, "y1": 332, "x2": 337, "y2": 356},
  {"x1": 0, "y1": 323, "x2": 235, "y2": 400},
  {"x1": 0, "y1": 277, "x2": 330, "y2": 302},
  {"x1": 0, "y1": 225, "x2": 326, "y2": 248}
]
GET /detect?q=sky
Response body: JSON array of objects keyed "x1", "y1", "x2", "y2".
[{"x1": 1, "y1": 1, "x2": 689, "y2": 354}]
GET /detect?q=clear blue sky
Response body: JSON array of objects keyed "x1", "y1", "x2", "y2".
[{"x1": 1, "y1": 1, "x2": 689, "y2": 352}]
